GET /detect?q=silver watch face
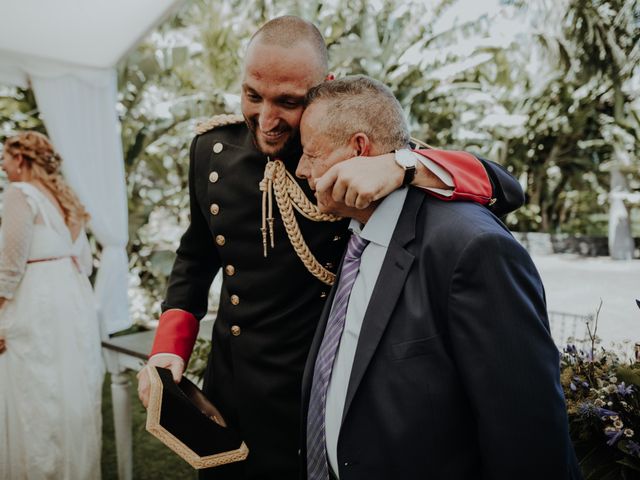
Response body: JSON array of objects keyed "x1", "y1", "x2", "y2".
[{"x1": 395, "y1": 149, "x2": 417, "y2": 168}]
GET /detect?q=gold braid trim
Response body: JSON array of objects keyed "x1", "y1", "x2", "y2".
[
  {"x1": 283, "y1": 169, "x2": 340, "y2": 222},
  {"x1": 195, "y1": 114, "x2": 244, "y2": 135},
  {"x1": 145, "y1": 366, "x2": 249, "y2": 469},
  {"x1": 410, "y1": 136, "x2": 434, "y2": 149},
  {"x1": 261, "y1": 159, "x2": 342, "y2": 286}
]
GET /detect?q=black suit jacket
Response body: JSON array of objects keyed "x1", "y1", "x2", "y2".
[
  {"x1": 301, "y1": 189, "x2": 582, "y2": 480},
  {"x1": 162, "y1": 122, "x2": 527, "y2": 479}
]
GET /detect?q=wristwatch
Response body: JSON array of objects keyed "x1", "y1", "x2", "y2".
[{"x1": 394, "y1": 149, "x2": 417, "y2": 186}]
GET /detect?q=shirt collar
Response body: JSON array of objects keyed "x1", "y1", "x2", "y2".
[{"x1": 348, "y1": 187, "x2": 408, "y2": 248}]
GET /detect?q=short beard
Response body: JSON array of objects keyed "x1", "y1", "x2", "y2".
[
  {"x1": 271, "y1": 130, "x2": 301, "y2": 160},
  {"x1": 244, "y1": 115, "x2": 301, "y2": 160}
]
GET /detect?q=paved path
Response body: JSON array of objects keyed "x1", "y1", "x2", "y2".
[{"x1": 531, "y1": 254, "x2": 640, "y2": 351}]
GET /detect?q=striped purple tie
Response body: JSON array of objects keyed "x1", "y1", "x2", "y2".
[{"x1": 307, "y1": 232, "x2": 370, "y2": 480}]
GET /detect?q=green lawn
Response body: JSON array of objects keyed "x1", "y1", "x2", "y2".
[{"x1": 101, "y1": 372, "x2": 197, "y2": 480}]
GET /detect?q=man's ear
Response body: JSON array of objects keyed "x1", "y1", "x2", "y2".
[
  {"x1": 325, "y1": 72, "x2": 335, "y2": 81},
  {"x1": 349, "y1": 133, "x2": 371, "y2": 157}
]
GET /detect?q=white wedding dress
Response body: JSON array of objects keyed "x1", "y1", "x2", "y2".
[{"x1": 0, "y1": 182, "x2": 104, "y2": 480}]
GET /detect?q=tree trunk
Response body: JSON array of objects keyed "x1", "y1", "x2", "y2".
[{"x1": 608, "y1": 163, "x2": 634, "y2": 260}]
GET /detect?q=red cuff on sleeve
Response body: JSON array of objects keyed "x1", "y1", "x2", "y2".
[
  {"x1": 414, "y1": 149, "x2": 493, "y2": 204},
  {"x1": 150, "y1": 309, "x2": 199, "y2": 364}
]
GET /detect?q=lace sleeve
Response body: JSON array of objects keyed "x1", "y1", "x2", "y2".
[{"x1": 0, "y1": 186, "x2": 36, "y2": 299}]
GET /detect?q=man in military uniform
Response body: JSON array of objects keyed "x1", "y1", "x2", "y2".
[{"x1": 137, "y1": 16, "x2": 524, "y2": 480}]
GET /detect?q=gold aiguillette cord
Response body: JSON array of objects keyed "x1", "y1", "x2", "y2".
[{"x1": 259, "y1": 158, "x2": 342, "y2": 285}]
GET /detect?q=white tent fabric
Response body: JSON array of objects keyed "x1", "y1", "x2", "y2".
[
  {"x1": 0, "y1": 0, "x2": 182, "y2": 69},
  {"x1": 0, "y1": 50, "x2": 115, "y2": 89},
  {"x1": 0, "y1": 0, "x2": 184, "y2": 333},
  {"x1": 31, "y1": 70, "x2": 130, "y2": 333}
]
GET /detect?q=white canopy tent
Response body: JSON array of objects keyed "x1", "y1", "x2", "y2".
[{"x1": 0, "y1": 0, "x2": 184, "y2": 334}]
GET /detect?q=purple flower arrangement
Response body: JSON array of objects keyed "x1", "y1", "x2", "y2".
[{"x1": 561, "y1": 343, "x2": 640, "y2": 477}]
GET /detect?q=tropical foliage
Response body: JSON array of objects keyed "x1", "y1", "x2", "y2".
[{"x1": 0, "y1": 0, "x2": 638, "y2": 321}]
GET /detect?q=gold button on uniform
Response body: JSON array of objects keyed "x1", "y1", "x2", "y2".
[
  {"x1": 324, "y1": 262, "x2": 334, "y2": 270},
  {"x1": 209, "y1": 171, "x2": 219, "y2": 183},
  {"x1": 210, "y1": 203, "x2": 219, "y2": 215},
  {"x1": 225, "y1": 265, "x2": 236, "y2": 276},
  {"x1": 333, "y1": 235, "x2": 342, "y2": 242},
  {"x1": 230, "y1": 294, "x2": 240, "y2": 305},
  {"x1": 215, "y1": 235, "x2": 226, "y2": 246},
  {"x1": 231, "y1": 325, "x2": 241, "y2": 336},
  {"x1": 320, "y1": 291, "x2": 327, "y2": 298},
  {"x1": 213, "y1": 142, "x2": 223, "y2": 154}
]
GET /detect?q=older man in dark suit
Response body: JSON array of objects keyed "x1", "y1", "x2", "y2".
[{"x1": 296, "y1": 75, "x2": 583, "y2": 480}]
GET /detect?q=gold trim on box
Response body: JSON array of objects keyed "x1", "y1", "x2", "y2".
[{"x1": 145, "y1": 366, "x2": 249, "y2": 469}]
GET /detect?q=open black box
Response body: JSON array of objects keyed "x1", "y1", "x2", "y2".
[{"x1": 145, "y1": 366, "x2": 249, "y2": 469}]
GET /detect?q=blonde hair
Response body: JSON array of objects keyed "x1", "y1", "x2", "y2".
[{"x1": 3, "y1": 131, "x2": 90, "y2": 228}]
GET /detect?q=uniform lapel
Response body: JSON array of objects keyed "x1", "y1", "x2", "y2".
[{"x1": 341, "y1": 189, "x2": 424, "y2": 423}]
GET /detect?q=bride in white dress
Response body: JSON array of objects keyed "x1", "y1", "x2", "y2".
[{"x1": 0, "y1": 132, "x2": 104, "y2": 479}]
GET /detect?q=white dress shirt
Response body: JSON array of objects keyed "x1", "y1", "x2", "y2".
[{"x1": 324, "y1": 187, "x2": 409, "y2": 477}]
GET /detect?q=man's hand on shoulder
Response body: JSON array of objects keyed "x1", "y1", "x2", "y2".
[
  {"x1": 136, "y1": 353, "x2": 185, "y2": 408},
  {"x1": 314, "y1": 152, "x2": 449, "y2": 210},
  {"x1": 315, "y1": 153, "x2": 402, "y2": 209}
]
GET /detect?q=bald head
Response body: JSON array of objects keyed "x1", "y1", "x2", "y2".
[
  {"x1": 248, "y1": 16, "x2": 328, "y2": 75},
  {"x1": 241, "y1": 16, "x2": 330, "y2": 157}
]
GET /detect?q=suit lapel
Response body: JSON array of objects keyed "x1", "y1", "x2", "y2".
[{"x1": 341, "y1": 189, "x2": 424, "y2": 422}]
